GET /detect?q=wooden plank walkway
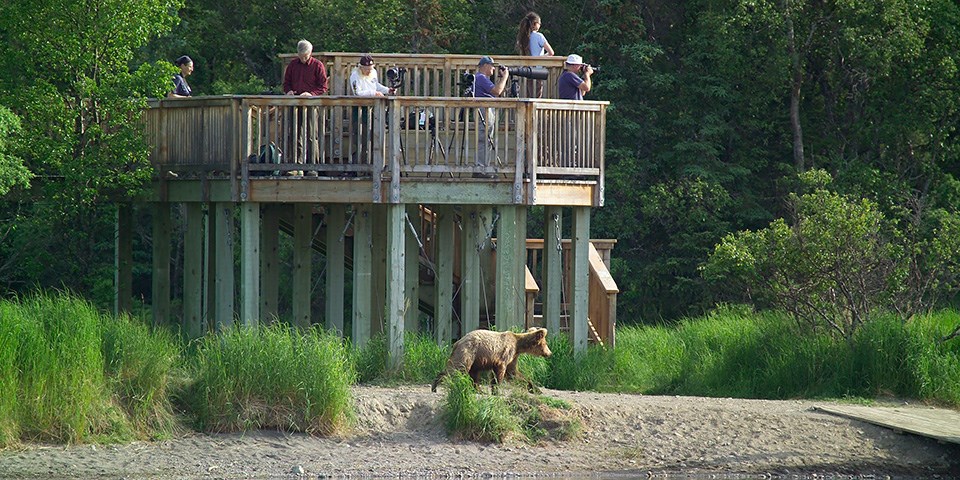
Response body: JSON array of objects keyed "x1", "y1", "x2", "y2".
[{"x1": 815, "y1": 405, "x2": 960, "y2": 445}]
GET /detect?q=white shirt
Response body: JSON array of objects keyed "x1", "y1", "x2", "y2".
[{"x1": 349, "y1": 67, "x2": 390, "y2": 96}]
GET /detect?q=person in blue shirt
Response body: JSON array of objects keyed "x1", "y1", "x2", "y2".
[
  {"x1": 471, "y1": 56, "x2": 509, "y2": 177},
  {"x1": 473, "y1": 56, "x2": 509, "y2": 98},
  {"x1": 557, "y1": 54, "x2": 593, "y2": 101},
  {"x1": 169, "y1": 56, "x2": 193, "y2": 98}
]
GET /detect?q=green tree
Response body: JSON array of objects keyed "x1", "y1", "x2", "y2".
[
  {"x1": 0, "y1": 0, "x2": 182, "y2": 209},
  {"x1": 702, "y1": 170, "x2": 960, "y2": 340},
  {"x1": 0, "y1": 107, "x2": 30, "y2": 197}
]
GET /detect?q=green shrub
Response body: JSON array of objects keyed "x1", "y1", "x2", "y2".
[{"x1": 186, "y1": 324, "x2": 355, "y2": 434}]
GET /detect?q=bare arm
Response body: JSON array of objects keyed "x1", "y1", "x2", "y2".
[{"x1": 490, "y1": 69, "x2": 510, "y2": 97}]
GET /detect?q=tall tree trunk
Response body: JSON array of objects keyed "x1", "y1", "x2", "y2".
[{"x1": 784, "y1": 0, "x2": 805, "y2": 171}]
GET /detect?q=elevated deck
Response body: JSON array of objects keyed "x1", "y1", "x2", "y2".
[
  {"x1": 145, "y1": 95, "x2": 607, "y2": 207},
  {"x1": 134, "y1": 53, "x2": 616, "y2": 364}
]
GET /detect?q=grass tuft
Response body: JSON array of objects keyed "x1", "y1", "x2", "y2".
[
  {"x1": 441, "y1": 372, "x2": 582, "y2": 443},
  {"x1": 185, "y1": 323, "x2": 355, "y2": 435}
]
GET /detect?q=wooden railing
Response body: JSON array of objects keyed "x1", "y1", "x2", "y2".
[
  {"x1": 145, "y1": 95, "x2": 608, "y2": 204},
  {"x1": 524, "y1": 238, "x2": 619, "y2": 346},
  {"x1": 282, "y1": 52, "x2": 570, "y2": 99}
]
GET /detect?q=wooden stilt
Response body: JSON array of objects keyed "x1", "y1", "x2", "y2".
[
  {"x1": 352, "y1": 204, "x2": 372, "y2": 347},
  {"x1": 183, "y1": 203, "x2": 204, "y2": 339},
  {"x1": 434, "y1": 205, "x2": 454, "y2": 345},
  {"x1": 385, "y1": 203, "x2": 405, "y2": 370},
  {"x1": 325, "y1": 204, "x2": 346, "y2": 335},
  {"x1": 292, "y1": 203, "x2": 313, "y2": 329},
  {"x1": 240, "y1": 202, "x2": 260, "y2": 327},
  {"x1": 152, "y1": 202, "x2": 172, "y2": 326},
  {"x1": 214, "y1": 202, "x2": 235, "y2": 331},
  {"x1": 543, "y1": 207, "x2": 563, "y2": 338},
  {"x1": 571, "y1": 206, "x2": 591, "y2": 354}
]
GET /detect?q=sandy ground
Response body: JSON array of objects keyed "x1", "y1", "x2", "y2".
[{"x1": 0, "y1": 385, "x2": 958, "y2": 479}]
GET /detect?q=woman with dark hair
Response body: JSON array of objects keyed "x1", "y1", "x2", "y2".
[
  {"x1": 515, "y1": 12, "x2": 554, "y2": 98},
  {"x1": 169, "y1": 55, "x2": 193, "y2": 98},
  {"x1": 515, "y1": 12, "x2": 554, "y2": 57}
]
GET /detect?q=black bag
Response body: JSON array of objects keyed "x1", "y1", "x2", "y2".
[{"x1": 252, "y1": 142, "x2": 281, "y2": 176}]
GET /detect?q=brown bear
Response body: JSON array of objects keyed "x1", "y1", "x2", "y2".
[{"x1": 431, "y1": 327, "x2": 552, "y2": 393}]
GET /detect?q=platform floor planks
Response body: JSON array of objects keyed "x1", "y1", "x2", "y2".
[{"x1": 815, "y1": 404, "x2": 960, "y2": 445}]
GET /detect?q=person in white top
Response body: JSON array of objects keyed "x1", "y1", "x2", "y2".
[
  {"x1": 517, "y1": 12, "x2": 554, "y2": 56},
  {"x1": 349, "y1": 54, "x2": 395, "y2": 96},
  {"x1": 515, "y1": 12, "x2": 554, "y2": 97}
]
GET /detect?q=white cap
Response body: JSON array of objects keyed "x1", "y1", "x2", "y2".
[{"x1": 565, "y1": 54, "x2": 583, "y2": 65}]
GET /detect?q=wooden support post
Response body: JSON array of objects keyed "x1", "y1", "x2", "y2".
[
  {"x1": 292, "y1": 203, "x2": 313, "y2": 329},
  {"x1": 385, "y1": 203, "x2": 406, "y2": 370},
  {"x1": 352, "y1": 204, "x2": 372, "y2": 347},
  {"x1": 183, "y1": 203, "x2": 204, "y2": 339},
  {"x1": 204, "y1": 204, "x2": 216, "y2": 331},
  {"x1": 260, "y1": 204, "x2": 281, "y2": 323},
  {"x1": 477, "y1": 207, "x2": 495, "y2": 325},
  {"x1": 371, "y1": 205, "x2": 387, "y2": 336},
  {"x1": 434, "y1": 206, "x2": 454, "y2": 345},
  {"x1": 404, "y1": 204, "x2": 420, "y2": 334},
  {"x1": 240, "y1": 202, "x2": 260, "y2": 327},
  {"x1": 152, "y1": 202, "x2": 172, "y2": 327},
  {"x1": 543, "y1": 207, "x2": 563, "y2": 338},
  {"x1": 214, "y1": 202, "x2": 235, "y2": 331},
  {"x1": 325, "y1": 204, "x2": 346, "y2": 335},
  {"x1": 515, "y1": 206, "x2": 528, "y2": 328},
  {"x1": 115, "y1": 203, "x2": 133, "y2": 317},
  {"x1": 570, "y1": 206, "x2": 591, "y2": 354},
  {"x1": 495, "y1": 205, "x2": 521, "y2": 331},
  {"x1": 460, "y1": 206, "x2": 480, "y2": 334}
]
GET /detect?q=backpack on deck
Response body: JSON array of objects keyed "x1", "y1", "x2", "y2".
[{"x1": 251, "y1": 142, "x2": 281, "y2": 176}]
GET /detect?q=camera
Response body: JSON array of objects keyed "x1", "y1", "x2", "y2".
[
  {"x1": 385, "y1": 67, "x2": 407, "y2": 89},
  {"x1": 496, "y1": 64, "x2": 508, "y2": 73},
  {"x1": 507, "y1": 66, "x2": 549, "y2": 81},
  {"x1": 457, "y1": 71, "x2": 475, "y2": 96},
  {"x1": 579, "y1": 64, "x2": 600, "y2": 74}
]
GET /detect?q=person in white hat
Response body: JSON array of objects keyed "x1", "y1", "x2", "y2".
[{"x1": 558, "y1": 54, "x2": 593, "y2": 100}]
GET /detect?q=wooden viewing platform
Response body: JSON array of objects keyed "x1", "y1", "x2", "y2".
[{"x1": 130, "y1": 52, "x2": 617, "y2": 366}]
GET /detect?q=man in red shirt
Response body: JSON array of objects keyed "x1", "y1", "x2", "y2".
[{"x1": 282, "y1": 39, "x2": 328, "y2": 175}]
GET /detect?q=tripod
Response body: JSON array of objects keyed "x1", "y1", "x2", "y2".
[{"x1": 447, "y1": 82, "x2": 504, "y2": 177}]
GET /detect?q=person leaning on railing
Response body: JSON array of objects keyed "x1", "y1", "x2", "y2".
[
  {"x1": 516, "y1": 12, "x2": 554, "y2": 98},
  {"x1": 558, "y1": 54, "x2": 593, "y2": 101},
  {"x1": 349, "y1": 54, "x2": 395, "y2": 97},
  {"x1": 168, "y1": 55, "x2": 194, "y2": 98},
  {"x1": 282, "y1": 39, "x2": 329, "y2": 176},
  {"x1": 348, "y1": 54, "x2": 394, "y2": 170}
]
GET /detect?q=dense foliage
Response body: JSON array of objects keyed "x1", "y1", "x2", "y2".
[{"x1": 0, "y1": 0, "x2": 958, "y2": 324}]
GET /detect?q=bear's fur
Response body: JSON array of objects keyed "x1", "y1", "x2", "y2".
[{"x1": 431, "y1": 327, "x2": 552, "y2": 393}]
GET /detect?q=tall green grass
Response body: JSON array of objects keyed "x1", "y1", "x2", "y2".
[
  {"x1": 0, "y1": 293, "x2": 179, "y2": 446},
  {"x1": 536, "y1": 306, "x2": 960, "y2": 406},
  {"x1": 352, "y1": 332, "x2": 449, "y2": 384},
  {"x1": 185, "y1": 323, "x2": 355, "y2": 434},
  {"x1": 441, "y1": 372, "x2": 582, "y2": 443}
]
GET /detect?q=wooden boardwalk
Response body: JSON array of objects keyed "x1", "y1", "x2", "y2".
[{"x1": 815, "y1": 404, "x2": 960, "y2": 445}]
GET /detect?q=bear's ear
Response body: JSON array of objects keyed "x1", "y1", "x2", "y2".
[{"x1": 533, "y1": 328, "x2": 547, "y2": 341}]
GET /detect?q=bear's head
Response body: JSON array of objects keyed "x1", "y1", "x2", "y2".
[{"x1": 519, "y1": 327, "x2": 552, "y2": 357}]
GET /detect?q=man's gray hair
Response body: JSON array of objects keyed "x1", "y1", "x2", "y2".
[{"x1": 297, "y1": 40, "x2": 313, "y2": 56}]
